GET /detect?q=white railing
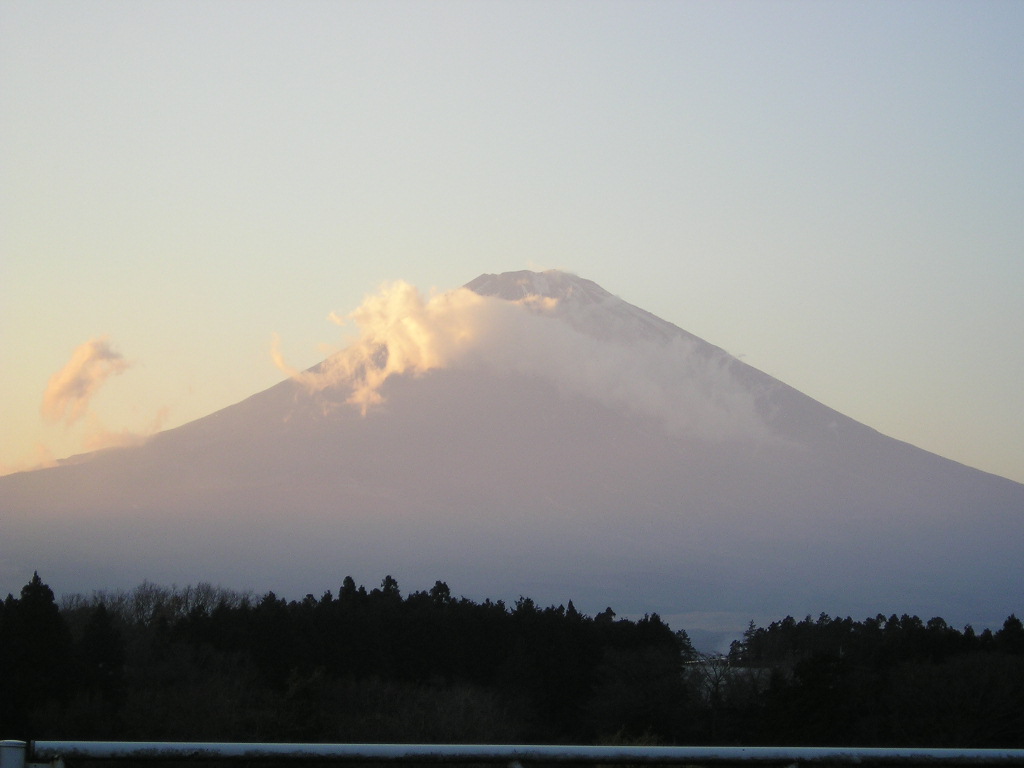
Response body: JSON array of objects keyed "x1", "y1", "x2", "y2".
[{"x1": 4, "y1": 742, "x2": 1024, "y2": 767}]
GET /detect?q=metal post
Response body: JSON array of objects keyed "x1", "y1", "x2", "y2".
[{"x1": 0, "y1": 741, "x2": 26, "y2": 768}]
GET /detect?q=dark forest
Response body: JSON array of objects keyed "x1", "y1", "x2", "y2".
[{"x1": 2, "y1": 573, "x2": 1022, "y2": 747}]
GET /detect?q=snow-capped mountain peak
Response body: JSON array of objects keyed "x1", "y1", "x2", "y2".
[
  {"x1": 465, "y1": 269, "x2": 613, "y2": 305},
  {"x1": 465, "y1": 269, "x2": 699, "y2": 346}
]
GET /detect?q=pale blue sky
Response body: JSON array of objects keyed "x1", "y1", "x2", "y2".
[{"x1": 2, "y1": 0, "x2": 1023, "y2": 482}]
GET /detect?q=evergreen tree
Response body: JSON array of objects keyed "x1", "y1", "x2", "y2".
[{"x1": 0, "y1": 573, "x2": 75, "y2": 737}]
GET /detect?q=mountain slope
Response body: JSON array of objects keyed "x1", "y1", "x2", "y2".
[{"x1": 2, "y1": 270, "x2": 1021, "y2": 638}]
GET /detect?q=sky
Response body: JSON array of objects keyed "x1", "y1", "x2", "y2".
[{"x1": 2, "y1": 0, "x2": 1023, "y2": 484}]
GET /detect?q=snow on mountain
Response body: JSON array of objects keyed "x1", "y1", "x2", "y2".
[
  {"x1": 467, "y1": 270, "x2": 679, "y2": 340},
  {"x1": 2, "y1": 270, "x2": 1021, "y2": 641}
]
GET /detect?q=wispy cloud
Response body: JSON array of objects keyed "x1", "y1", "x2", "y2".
[
  {"x1": 82, "y1": 406, "x2": 171, "y2": 452},
  {"x1": 41, "y1": 337, "x2": 130, "y2": 426},
  {"x1": 16, "y1": 337, "x2": 168, "y2": 470},
  {"x1": 0, "y1": 444, "x2": 59, "y2": 477}
]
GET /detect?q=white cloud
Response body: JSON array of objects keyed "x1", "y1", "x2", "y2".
[{"x1": 41, "y1": 337, "x2": 130, "y2": 426}]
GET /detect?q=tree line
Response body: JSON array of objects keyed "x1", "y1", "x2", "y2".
[{"x1": 1, "y1": 573, "x2": 1022, "y2": 747}]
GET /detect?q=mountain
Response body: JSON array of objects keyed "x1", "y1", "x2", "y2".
[{"x1": 2, "y1": 270, "x2": 1022, "y2": 643}]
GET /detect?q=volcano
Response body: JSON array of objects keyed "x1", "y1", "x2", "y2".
[{"x1": 3, "y1": 270, "x2": 1022, "y2": 641}]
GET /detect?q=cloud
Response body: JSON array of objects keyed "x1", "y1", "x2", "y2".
[
  {"x1": 274, "y1": 282, "x2": 486, "y2": 412},
  {"x1": 82, "y1": 406, "x2": 170, "y2": 453},
  {"x1": 0, "y1": 445, "x2": 59, "y2": 477},
  {"x1": 275, "y1": 281, "x2": 770, "y2": 441},
  {"x1": 41, "y1": 337, "x2": 130, "y2": 426}
]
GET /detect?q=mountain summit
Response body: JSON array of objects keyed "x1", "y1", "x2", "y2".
[
  {"x1": 466, "y1": 269, "x2": 707, "y2": 346},
  {"x1": 2, "y1": 270, "x2": 1021, "y2": 640},
  {"x1": 467, "y1": 269, "x2": 609, "y2": 303}
]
